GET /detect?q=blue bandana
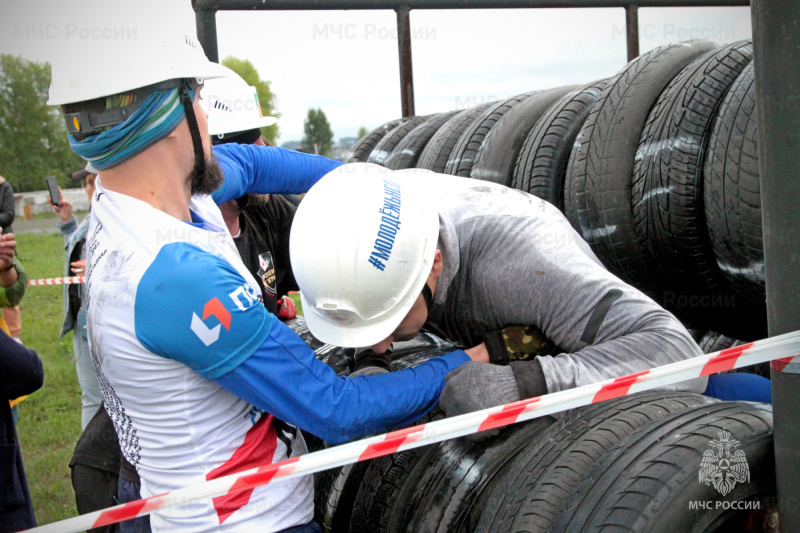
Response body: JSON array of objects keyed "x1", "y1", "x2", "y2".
[{"x1": 69, "y1": 87, "x2": 196, "y2": 170}]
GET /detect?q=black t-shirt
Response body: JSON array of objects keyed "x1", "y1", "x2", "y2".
[
  {"x1": 68, "y1": 238, "x2": 84, "y2": 321},
  {"x1": 69, "y1": 406, "x2": 120, "y2": 474},
  {"x1": 233, "y1": 195, "x2": 299, "y2": 315}
]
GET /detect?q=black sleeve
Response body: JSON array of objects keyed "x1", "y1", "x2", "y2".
[
  {"x1": 0, "y1": 183, "x2": 15, "y2": 229},
  {"x1": 266, "y1": 195, "x2": 299, "y2": 296},
  {"x1": 0, "y1": 329, "x2": 44, "y2": 400}
]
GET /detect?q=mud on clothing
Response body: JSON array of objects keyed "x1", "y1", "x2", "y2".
[
  {"x1": 411, "y1": 173, "x2": 707, "y2": 396},
  {"x1": 85, "y1": 145, "x2": 468, "y2": 531}
]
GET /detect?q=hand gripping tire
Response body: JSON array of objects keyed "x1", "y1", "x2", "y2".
[
  {"x1": 552, "y1": 401, "x2": 776, "y2": 533},
  {"x1": 565, "y1": 40, "x2": 719, "y2": 295}
]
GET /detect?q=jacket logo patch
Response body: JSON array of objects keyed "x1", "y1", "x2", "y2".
[
  {"x1": 258, "y1": 252, "x2": 277, "y2": 298},
  {"x1": 191, "y1": 297, "x2": 232, "y2": 346}
]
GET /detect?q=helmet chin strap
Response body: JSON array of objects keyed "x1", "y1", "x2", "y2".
[{"x1": 179, "y1": 80, "x2": 206, "y2": 178}]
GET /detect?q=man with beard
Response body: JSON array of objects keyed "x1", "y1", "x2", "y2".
[{"x1": 49, "y1": 35, "x2": 483, "y2": 532}]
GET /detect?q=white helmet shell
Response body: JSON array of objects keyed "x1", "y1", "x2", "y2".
[
  {"x1": 290, "y1": 163, "x2": 440, "y2": 347},
  {"x1": 48, "y1": 34, "x2": 229, "y2": 105},
  {"x1": 202, "y1": 65, "x2": 277, "y2": 136}
]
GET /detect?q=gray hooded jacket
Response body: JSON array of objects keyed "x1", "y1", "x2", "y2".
[{"x1": 403, "y1": 171, "x2": 707, "y2": 395}]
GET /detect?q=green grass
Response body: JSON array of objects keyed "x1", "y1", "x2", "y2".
[
  {"x1": 15, "y1": 232, "x2": 82, "y2": 526},
  {"x1": 31, "y1": 211, "x2": 58, "y2": 221}
]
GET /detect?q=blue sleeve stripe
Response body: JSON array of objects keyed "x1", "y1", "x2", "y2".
[
  {"x1": 135, "y1": 242, "x2": 277, "y2": 379},
  {"x1": 212, "y1": 320, "x2": 469, "y2": 444},
  {"x1": 200, "y1": 313, "x2": 275, "y2": 380},
  {"x1": 212, "y1": 144, "x2": 344, "y2": 205}
]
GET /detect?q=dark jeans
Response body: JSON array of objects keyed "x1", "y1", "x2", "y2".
[
  {"x1": 116, "y1": 478, "x2": 151, "y2": 533},
  {"x1": 280, "y1": 520, "x2": 322, "y2": 533},
  {"x1": 71, "y1": 465, "x2": 119, "y2": 533}
]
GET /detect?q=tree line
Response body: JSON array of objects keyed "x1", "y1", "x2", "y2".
[{"x1": 0, "y1": 53, "x2": 358, "y2": 192}]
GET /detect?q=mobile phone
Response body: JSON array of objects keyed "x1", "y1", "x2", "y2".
[{"x1": 46, "y1": 176, "x2": 62, "y2": 207}]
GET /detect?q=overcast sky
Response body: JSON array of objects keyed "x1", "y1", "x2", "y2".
[{"x1": 1, "y1": 0, "x2": 752, "y2": 145}]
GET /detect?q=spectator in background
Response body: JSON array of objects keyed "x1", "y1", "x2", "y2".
[
  {"x1": 0, "y1": 231, "x2": 29, "y2": 427},
  {"x1": 0, "y1": 330, "x2": 43, "y2": 533},
  {"x1": 0, "y1": 174, "x2": 21, "y2": 343},
  {"x1": 53, "y1": 161, "x2": 100, "y2": 430},
  {"x1": 203, "y1": 67, "x2": 299, "y2": 320},
  {"x1": 0, "y1": 175, "x2": 14, "y2": 234},
  {"x1": 0, "y1": 226, "x2": 41, "y2": 533},
  {"x1": 52, "y1": 164, "x2": 131, "y2": 532}
]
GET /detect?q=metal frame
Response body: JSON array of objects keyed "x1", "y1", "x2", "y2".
[
  {"x1": 193, "y1": 1, "x2": 799, "y2": 528},
  {"x1": 193, "y1": 0, "x2": 749, "y2": 116},
  {"x1": 751, "y1": 2, "x2": 800, "y2": 530}
]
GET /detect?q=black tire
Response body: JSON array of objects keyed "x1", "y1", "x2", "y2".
[
  {"x1": 445, "y1": 92, "x2": 536, "y2": 177},
  {"x1": 631, "y1": 41, "x2": 755, "y2": 333},
  {"x1": 565, "y1": 40, "x2": 719, "y2": 295},
  {"x1": 704, "y1": 63, "x2": 766, "y2": 320},
  {"x1": 385, "y1": 111, "x2": 460, "y2": 170},
  {"x1": 475, "y1": 391, "x2": 716, "y2": 533},
  {"x1": 417, "y1": 103, "x2": 494, "y2": 173},
  {"x1": 553, "y1": 401, "x2": 776, "y2": 532},
  {"x1": 399, "y1": 416, "x2": 556, "y2": 533},
  {"x1": 687, "y1": 327, "x2": 710, "y2": 343},
  {"x1": 313, "y1": 341, "x2": 454, "y2": 532},
  {"x1": 697, "y1": 330, "x2": 769, "y2": 378},
  {"x1": 284, "y1": 316, "x2": 328, "y2": 353},
  {"x1": 470, "y1": 85, "x2": 577, "y2": 186},
  {"x1": 317, "y1": 461, "x2": 371, "y2": 533},
  {"x1": 511, "y1": 78, "x2": 609, "y2": 211},
  {"x1": 348, "y1": 119, "x2": 408, "y2": 163},
  {"x1": 367, "y1": 115, "x2": 431, "y2": 167},
  {"x1": 698, "y1": 330, "x2": 744, "y2": 354},
  {"x1": 348, "y1": 408, "x2": 447, "y2": 533}
]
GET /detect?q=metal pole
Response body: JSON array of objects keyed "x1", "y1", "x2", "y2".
[
  {"x1": 751, "y1": 1, "x2": 800, "y2": 530},
  {"x1": 625, "y1": 5, "x2": 639, "y2": 62},
  {"x1": 195, "y1": 8, "x2": 220, "y2": 63},
  {"x1": 195, "y1": 0, "x2": 749, "y2": 10},
  {"x1": 396, "y1": 6, "x2": 416, "y2": 117}
]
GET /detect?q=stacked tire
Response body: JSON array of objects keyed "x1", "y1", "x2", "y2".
[
  {"x1": 329, "y1": 38, "x2": 773, "y2": 531},
  {"x1": 348, "y1": 38, "x2": 765, "y2": 341}
]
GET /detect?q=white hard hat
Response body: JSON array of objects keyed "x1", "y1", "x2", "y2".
[
  {"x1": 290, "y1": 163, "x2": 440, "y2": 347},
  {"x1": 48, "y1": 34, "x2": 229, "y2": 106},
  {"x1": 202, "y1": 65, "x2": 277, "y2": 136}
]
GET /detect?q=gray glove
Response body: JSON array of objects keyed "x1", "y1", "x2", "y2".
[
  {"x1": 440, "y1": 361, "x2": 519, "y2": 414},
  {"x1": 350, "y1": 366, "x2": 389, "y2": 377},
  {"x1": 439, "y1": 360, "x2": 548, "y2": 442}
]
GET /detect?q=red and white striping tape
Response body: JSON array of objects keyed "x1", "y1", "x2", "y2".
[
  {"x1": 27, "y1": 276, "x2": 84, "y2": 286},
  {"x1": 25, "y1": 329, "x2": 800, "y2": 533}
]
